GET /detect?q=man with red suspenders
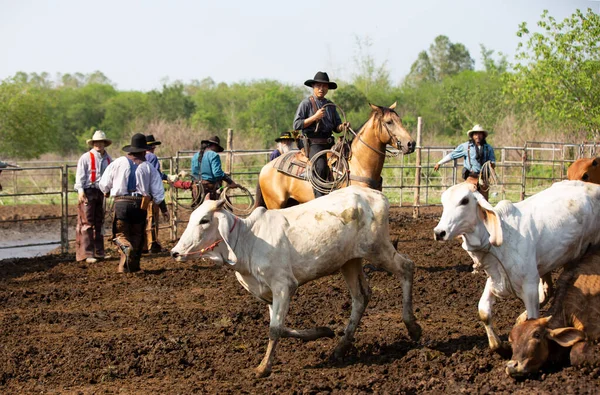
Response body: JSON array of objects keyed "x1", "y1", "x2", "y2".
[{"x1": 74, "y1": 130, "x2": 112, "y2": 263}]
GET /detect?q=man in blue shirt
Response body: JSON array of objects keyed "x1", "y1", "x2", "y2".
[
  {"x1": 433, "y1": 124, "x2": 496, "y2": 199},
  {"x1": 191, "y1": 136, "x2": 239, "y2": 199}
]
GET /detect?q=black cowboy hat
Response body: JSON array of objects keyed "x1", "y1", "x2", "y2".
[
  {"x1": 146, "y1": 134, "x2": 162, "y2": 146},
  {"x1": 275, "y1": 131, "x2": 296, "y2": 142},
  {"x1": 201, "y1": 135, "x2": 225, "y2": 152},
  {"x1": 122, "y1": 133, "x2": 151, "y2": 153},
  {"x1": 304, "y1": 71, "x2": 338, "y2": 90}
]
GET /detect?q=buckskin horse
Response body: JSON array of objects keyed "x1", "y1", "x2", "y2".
[{"x1": 255, "y1": 103, "x2": 416, "y2": 209}]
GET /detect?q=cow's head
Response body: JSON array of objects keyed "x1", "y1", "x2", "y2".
[
  {"x1": 506, "y1": 317, "x2": 585, "y2": 377},
  {"x1": 567, "y1": 157, "x2": 600, "y2": 184},
  {"x1": 433, "y1": 182, "x2": 503, "y2": 247},
  {"x1": 171, "y1": 196, "x2": 238, "y2": 265}
]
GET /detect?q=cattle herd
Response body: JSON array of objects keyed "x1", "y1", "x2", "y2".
[{"x1": 169, "y1": 156, "x2": 600, "y2": 378}]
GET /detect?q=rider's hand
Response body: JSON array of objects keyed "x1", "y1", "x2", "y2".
[
  {"x1": 338, "y1": 122, "x2": 351, "y2": 132},
  {"x1": 228, "y1": 182, "x2": 240, "y2": 189},
  {"x1": 433, "y1": 164, "x2": 440, "y2": 171},
  {"x1": 78, "y1": 190, "x2": 88, "y2": 205},
  {"x1": 313, "y1": 108, "x2": 326, "y2": 121}
]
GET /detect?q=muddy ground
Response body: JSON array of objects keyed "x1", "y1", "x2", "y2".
[{"x1": 0, "y1": 205, "x2": 598, "y2": 394}]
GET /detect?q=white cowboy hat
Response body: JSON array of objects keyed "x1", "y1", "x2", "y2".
[
  {"x1": 86, "y1": 130, "x2": 112, "y2": 147},
  {"x1": 467, "y1": 124, "x2": 488, "y2": 138}
]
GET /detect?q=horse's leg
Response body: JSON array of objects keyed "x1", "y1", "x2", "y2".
[
  {"x1": 254, "y1": 282, "x2": 295, "y2": 378},
  {"x1": 371, "y1": 245, "x2": 422, "y2": 341},
  {"x1": 333, "y1": 258, "x2": 370, "y2": 359}
]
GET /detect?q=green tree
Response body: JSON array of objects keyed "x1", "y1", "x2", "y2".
[
  {"x1": 0, "y1": 81, "x2": 59, "y2": 158},
  {"x1": 406, "y1": 35, "x2": 474, "y2": 84},
  {"x1": 147, "y1": 83, "x2": 196, "y2": 121},
  {"x1": 507, "y1": 8, "x2": 600, "y2": 131}
]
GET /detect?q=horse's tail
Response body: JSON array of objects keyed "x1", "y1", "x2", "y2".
[{"x1": 254, "y1": 181, "x2": 267, "y2": 209}]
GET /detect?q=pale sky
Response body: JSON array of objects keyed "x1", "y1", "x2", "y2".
[{"x1": 0, "y1": 0, "x2": 595, "y2": 91}]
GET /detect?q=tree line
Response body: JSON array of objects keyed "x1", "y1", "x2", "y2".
[{"x1": 1, "y1": 9, "x2": 598, "y2": 159}]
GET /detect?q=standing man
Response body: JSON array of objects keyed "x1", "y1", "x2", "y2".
[
  {"x1": 99, "y1": 133, "x2": 169, "y2": 273},
  {"x1": 269, "y1": 131, "x2": 297, "y2": 161},
  {"x1": 293, "y1": 71, "x2": 349, "y2": 198},
  {"x1": 145, "y1": 134, "x2": 167, "y2": 253},
  {"x1": 74, "y1": 130, "x2": 112, "y2": 264},
  {"x1": 433, "y1": 124, "x2": 496, "y2": 200},
  {"x1": 190, "y1": 136, "x2": 239, "y2": 200}
]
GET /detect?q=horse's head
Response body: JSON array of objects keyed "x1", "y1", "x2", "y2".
[{"x1": 370, "y1": 103, "x2": 415, "y2": 154}]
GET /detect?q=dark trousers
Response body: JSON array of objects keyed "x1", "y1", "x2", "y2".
[
  {"x1": 308, "y1": 142, "x2": 333, "y2": 198},
  {"x1": 75, "y1": 188, "x2": 105, "y2": 261},
  {"x1": 113, "y1": 198, "x2": 147, "y2": 272}
]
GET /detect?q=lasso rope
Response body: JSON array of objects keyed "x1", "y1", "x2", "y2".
[{"x1": 479, "y1": 161, "x2": 498, "y2": 192}]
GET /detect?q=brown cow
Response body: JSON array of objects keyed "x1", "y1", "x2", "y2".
[
  {"x1": 506, "y1": 247, "x2": 600, "y2": 377},
  {"x1": 567, "y1": 157, "x2": 600, "y2": 183}
]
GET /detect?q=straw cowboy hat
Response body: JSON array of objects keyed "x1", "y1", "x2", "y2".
[
  {"x1": 275, "y1": 131, "x2": 296, "y2": 142},
  {"x1": 122, "y1": 133, "x2": 151, "y2": 153},
  {"x1": 201, "y1": 135, "x2": 225, "y2": 152},
  {"x1": 467, "y1": 124, "x2": 489, "y2": 138},
  {"x1": 304, "y1": 71, "x2": 338, "y2": 90},
  {"x1": 86, "y1": 130, "x2": 112, "y2": 147},
  {"x1": 145, "y1": 134, "x2": 162, "y2": 146}
]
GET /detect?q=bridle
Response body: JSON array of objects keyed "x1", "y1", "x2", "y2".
[{"x1": 356, "y1": 110, "x2": 403, "y2": 158}]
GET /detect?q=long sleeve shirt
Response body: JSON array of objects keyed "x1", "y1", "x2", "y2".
[
  {"x1": 293, "y1": 95, "x2": 342, "y2": 138},
  {"x1": 437, "y1": 142, "x2": 496, "y2": 174},
  {"x1": 99, "y1": 156, "x2": 165, "y2": 204},
  {"x1": 191, "y1": 150, "x2": 226, "y2": 183},
  {"x1": 145, "y1": 151, "x2": 168, "y2": 180},
  {"x1": 74, "y1": 149, "x2": 112, "y2": 192}
]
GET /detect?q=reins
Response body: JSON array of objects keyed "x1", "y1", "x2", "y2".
[{"x1": 178, "y1": 215, "x2": 239, "y2": 257}]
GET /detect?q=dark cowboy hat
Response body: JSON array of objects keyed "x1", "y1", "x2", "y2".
[
  {"x1": 201, "y1": 135, "x2": 225, "y2": 152},
  {"x1": 122, "y1": 133, "x2": 151, "y2": 153},
  {"x1": 275, "y1": 131, "x2": 296, "y2": 142},
  {"x1": 145, "y1": 134, "x2": 161, "y2": 146},
  {"x1": 304, "y1": 71, "x2": 338, "y2": 90}
]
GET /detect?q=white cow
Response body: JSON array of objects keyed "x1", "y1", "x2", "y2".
[
  {"x1": 171, "y1": 185, "x2": 421, "y2": 377},
  {"x1": 433, "y1": 180, "x2": 600, "y2": 351}
]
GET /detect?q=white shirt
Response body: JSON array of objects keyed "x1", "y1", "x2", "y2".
[
  {"x1": 99, "y1": 156, "x2": 166, "y2": 204},
  {"x1": 74, "y1": 149, "x2": 112, "y2": 192}
]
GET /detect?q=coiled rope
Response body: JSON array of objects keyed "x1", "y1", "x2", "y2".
[{"x1": 479, "y1": 161, "x2": 499, "y2": 192}]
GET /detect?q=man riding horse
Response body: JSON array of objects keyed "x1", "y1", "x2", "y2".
[{"x1": 293, "y1": 71, "x2": 350, "y2": 198}]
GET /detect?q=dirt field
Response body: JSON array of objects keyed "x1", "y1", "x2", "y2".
[{"x1": 0, "y1": 205, "x2": 599, "y2": 394}]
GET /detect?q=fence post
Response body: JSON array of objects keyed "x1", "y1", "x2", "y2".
[
  {"x1": 520, "y1": 143, "x2": 527, "y2": 201},
  {"x1": 61, "y1": 164, "x2": 69, "y2": 254},
  {"x1": 169, "y1": 156, "x2": 175, "y2": 241},
  {"x1": 412, "y1": 117, "x2": 423, "y2": 218},
  {"x1": 226, "y1": 128, "x2": 233, "y2": 174}
]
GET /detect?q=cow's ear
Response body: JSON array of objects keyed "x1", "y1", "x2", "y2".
[
  {"x1": 547, "y1": 327, "x2": 585, "y2": 347},
  {"x1": 475, "y1": 193, "x2": 503, "y2": 246}
]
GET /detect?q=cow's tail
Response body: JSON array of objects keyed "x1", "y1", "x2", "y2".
[{"x1": 254, "y1": 182, "x2": 267, "y2": 209}]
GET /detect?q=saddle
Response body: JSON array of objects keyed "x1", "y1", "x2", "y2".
[
  {"x1": 272, "y1": 139, "x2": 351, "y2": 181},
  {"x1": 272, "y1": 150, "x2": 308, "y2": 180}
]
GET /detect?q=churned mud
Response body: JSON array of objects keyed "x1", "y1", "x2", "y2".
[{"x1": 0, "y1": 205, "x2": 598, "y2": 393}]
